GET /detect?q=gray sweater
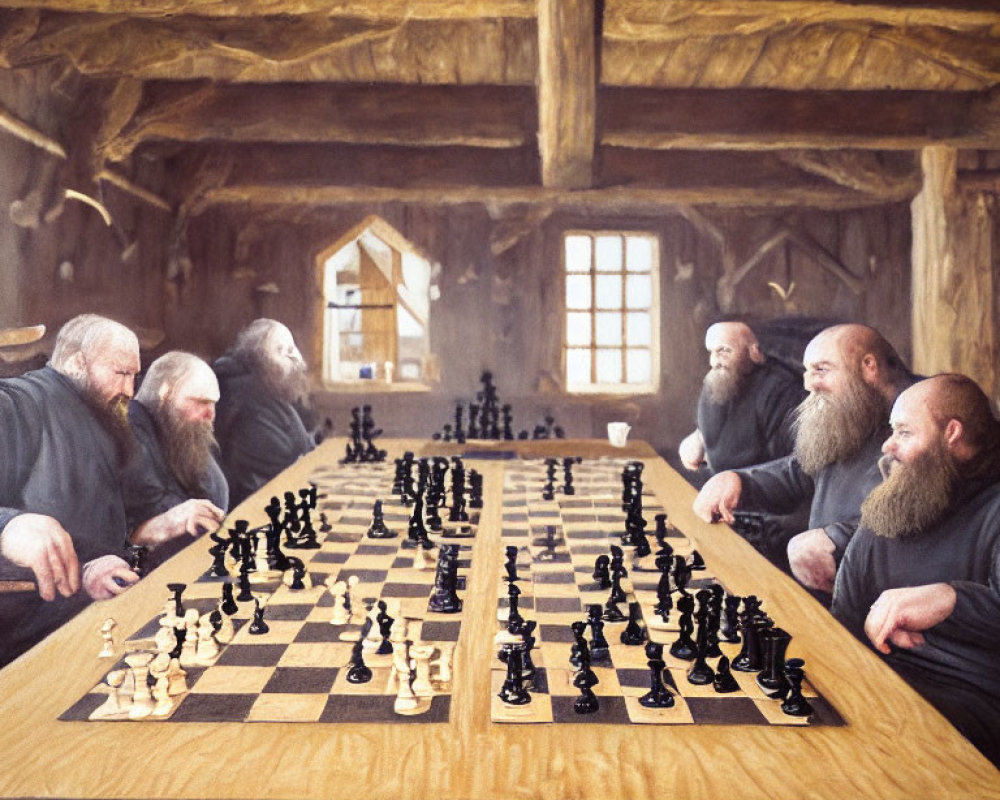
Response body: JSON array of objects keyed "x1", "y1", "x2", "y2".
[{"x1": 831, "y1": 478, "x2": 1000, "y2": 765}]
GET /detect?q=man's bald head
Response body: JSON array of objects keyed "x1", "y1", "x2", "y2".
[
  {"x1": 51, "y1": 314, "x2": 139, "y2": 377},
  {"x1": 136, "y1": 352, "x2": 219, "y2": 413},
  {"x1": 902, "y1": 375, "x2": 999, "y2": 467},
  {"x1": 807, "y1": 324, "x2": 909, "y2": 402},
  {"x1": 702, "y1": 321, "x2": 764, "y2": 405}
]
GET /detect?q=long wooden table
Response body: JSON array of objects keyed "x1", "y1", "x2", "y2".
[{"x1": 0, "y1": 439, "x2": 997, "y2": 799}]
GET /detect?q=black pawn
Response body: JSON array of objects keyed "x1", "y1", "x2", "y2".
[
  {"x1": 639, "y1": 642, "x2": 675, "y2": 708},
  {"x1": 620, "y1": 601, "x2": 647, "y2": 646},
  {"x1": 586, "y1": 605, "x2": 610, "y2": 660},
  {"x1": 498, "y1": 645, "x2": 531, "y2": 705},
  {"x1": 367, "y1": 499, "x2": 396, "y2": 539},
  {"x1": 248, "y1": 598, "x2": 269, "y2": 635},
  {"x1": 713, "y1": 655, "x2": 740, "y2": 693},
  {"x1": 572, "y1": 667, "x2": 600, "y2": 715},
  {"x1": 288, "y1": 557, "x2": 306, "y2": 591},
  {"x1": 375, "y1": 601, "x2": 394, "y2": 655},
  {"x1": 346, "y1": 639, "x2": 373, "y2": 684},
  {"x1": 221, "y1": 582, "x2": 238, "y2": 615},
  {"x1": 781, "y1": 658, "x2": 814, "y2": 717},
  {"x1": 669, "y1": 594, "x2": 697, "y2": 660},
  {"x1": 592, "y1": 555, "x2": 611, "y2": 589}
]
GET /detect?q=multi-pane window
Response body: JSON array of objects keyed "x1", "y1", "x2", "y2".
[{"x1": 564, "y1": 231, "x2": 659, "y2": 393}]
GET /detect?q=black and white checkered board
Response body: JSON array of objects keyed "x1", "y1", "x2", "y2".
[
  {"x1": 62, "y1": 462, "x2": 479, "y2": 724},
  {"x1": 492, "y1": 458, "x2": 844, "y2": 727}
]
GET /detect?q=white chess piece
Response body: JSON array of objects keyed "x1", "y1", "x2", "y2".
[
  {"x1": 98, "y1": 618, "x2": 116, "y2": 658},
  {"x1": 124, "y1": 653, "x2": 154, "y2": 719},
  {"x1": 328, "y1": 580, "x2": 350, "y2": 625},
  {"x1": 149, "y1": 653, "x2": 174, "y2": 716},
  {"x1": 195, "y1": 613, "x2": 220, "y2": 664},
  {"x1": 179, "y1": 608, "x2": 199, "y2": 667},
  {"x1": 409, "y1": 644, "x2": 435, "y2": 697},
  {"x1": 432, "y1": 643, "x2": 455, "y2": 685},
  {"x1": 91, "y1": 669, "x2": 128, "y2": 719}
]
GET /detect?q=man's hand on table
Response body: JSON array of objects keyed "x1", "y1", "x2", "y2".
[
  {"x1": 678, "y1": 430, "x2": 706, "y2": 471},
  {"x1": 692, "y1": 471, "x2": 742, "y2": 524},
  {"x1": 82, "y1": 555, "x2": 139, "y2": 600},
  {"x1": 0, "y1": 513, "x2": 80, "y2": 600},
  {"x1": 130, "y1": 498, "x2": 225, "y2": 547},
  {"x1": 787, "y1": 528, "x2": 837, "y2": 593},
  {"x1": 864, "y1": 583, "x2": 957, "y2": 654}
]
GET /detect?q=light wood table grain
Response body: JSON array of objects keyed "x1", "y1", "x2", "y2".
[{"x1": 0, "y1": 439, "x2": 997, "y2": 800}]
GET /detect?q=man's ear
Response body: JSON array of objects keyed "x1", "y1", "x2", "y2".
[
  {"x1": 860, "y1": 353, "x2": 879, "y2": 384},
  {"x1": 943, "y1": 418, "x2": 965, "y2": 449},
  {"x1": 748, "y1": 343, "x2": 765, "y2": 365}
]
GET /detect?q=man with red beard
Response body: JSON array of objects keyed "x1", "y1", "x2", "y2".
[
  {"x1": 213, "y1": 319, "x2": 315, "y2": 509},
  {"x1": 693, "y1": 324, "x2": 912, "y2": 594},
  {"x1": 679, "y1": 321, "x2": 804, "y2": 474},
  {"x1": 122, "y1": 352, "x2": 228, "y2": 568},
  {"x1": 0, "y1": 314, "x2": 142, "y2": 666},
  {"x1": 831, "y1": 375, "x2": 1000, "y2": 767}
]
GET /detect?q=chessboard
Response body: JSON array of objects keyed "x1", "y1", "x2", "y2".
[
  {"x1": 491, "y1": 457, "x2": 845, "y2": 727},
  {"x1": 61, "y1": 460, "x2": 479, "y2": 725}
]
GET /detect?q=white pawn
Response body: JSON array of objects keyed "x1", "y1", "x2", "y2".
[
  {"x1": 327, "y1": 580, "x2": 350, "y2": 625},
  {"x1": 149, "y1": 653, "x2": 174, "y2": 716},
  {"x1": 346, "y1": 575, "x2": 364, "y2": 623},
  {"x1": 432, "y1": 643, "x2": 454, "y2": 685},
  {"x1": 195, "y1": 613, "x2": 220, "y2": 664},
  {"x1": 409, "y1": 644, "x2": 435, "y2": 697},
  {"x1": 179, "y1": 608, "x2": 199, "y2": 667},
  {"x1": 154, "y1": 619, "x2": 177, "y2": 655},
  {"x1": 92, "y1": 669, "x2": 127, "y2": 719},
  {"x1": 215, "y1": 604, "x2": 235, "y2": 644},
  {"x1": 98, "y1": 618, "x2": 116, "y2": 659},
  {"x1": 413, "y1": 545, "x2": 432, "y2": 571},
  {"x1": 124, "y1": 653, "x2": 154, "y2": 719}
]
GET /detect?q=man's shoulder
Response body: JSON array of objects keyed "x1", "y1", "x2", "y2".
[{"x1": 1, "y1": 366, "x2": 76, "y2": 409}]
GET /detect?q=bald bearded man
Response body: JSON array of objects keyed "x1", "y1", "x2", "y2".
[
  {"x1": 214, "y1": 319, "x2": 315, "y2": 509},
  {"x1": 679, "y1": 321, "x2": 804, "y2": 474},
  {"x1": 832, "y1": 375, "x2": 1000, "y2": 767},
  {"x1": 122, "y1": 352, "x2": 228, "y2": 569},
  {"x1": 0, "y1": 315, "x2": 141, "y2": 665},
  {"x1": 693, "y1": 324, "x2": 913, "y2": 594}
]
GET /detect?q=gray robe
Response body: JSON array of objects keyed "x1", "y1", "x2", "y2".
[
  {"x1": 697, "y1": 359, "x2": 805, "y2": 474},
  {"x1": 831, "y1": 479, "x2": 1000, "y2": 766},
  {"x1": 213, "y1": 355, "x2": 314, "y2": 509},
  {"x1": 120, "y1": 400, "x2": 228, "y2": 568},
  {"x1": 0, "y1": 366, "x2": 129, "y2": 666},
  {"x1": 734, "y1": 424, "x2": 888, "y2": 563}
]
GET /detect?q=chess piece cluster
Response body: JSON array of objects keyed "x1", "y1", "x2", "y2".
[
  {"x1": 495, "y1": 547, "x2": 539, "y2": 706},
  {"x1": 390, "y1": 453, "x2": 480, "y2": 536},
  {"x1": 341, "y1": 405, "x2": 387, "y2": 463},
  {"x1": 433, "y1": 371, "x2": 565, "y2": 442}
]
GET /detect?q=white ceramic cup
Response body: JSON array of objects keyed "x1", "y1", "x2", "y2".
[{"x1": 607, "y1": 422, "x2": 631, "y2": 447}]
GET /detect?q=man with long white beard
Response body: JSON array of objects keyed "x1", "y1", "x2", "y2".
[
  {"x1": 213, "y1": 319, "x2": 315, "y2": 508},
  {"x1": 122, "y1": 352, "x2": 228, "y2": 568},
  {"x1": 679, "y1": 321, "x2": 804, "y2": 475},
  {"x1": 692, "y1": 324, "x2": 912, "y2": 594},
  {"x1": 0, "y1": 314, "x2": 142, "y2": 666},
  {"x1": 831, "y1": 374, "x2": 1000, "y2": 767}
]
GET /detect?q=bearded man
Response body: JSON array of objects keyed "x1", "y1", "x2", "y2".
[
  {"x1": 692, "y1": 324, "x2": 913, "y2": 594},
  {"x1": 0, "y1": 314, "x2": 141, "y2": 666},
  {"x1": 679, "y1": 321, "x2": 804, "y2": 475},
  {"x1": 122, "y1": 352, "x2": 228, "y2": 568},
  {"x1": 831, "y1": 375, "x2": 1000, "y2": 767},
  {"x1": 213, "y1": 319, "x2": 315, "y2": 508}
]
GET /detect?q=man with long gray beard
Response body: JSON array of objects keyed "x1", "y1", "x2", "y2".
[
  {"x1": 692, "y1": 324, "x2": 913, "y2": 594},
  {"x1": 213, "y1": 319, "x2": 315, "y2": 509},
  {"x1": 679, "y1": 321, "x2": 804, "y2": 475},
  {"x1": 0, "y1": 314, "x2": 142, "y2": 666},
  {"x1": 831, "y1": 374, "x2": 1000, "y2": 767},
  {"x1": 122, "y1": 351, "x2": 228, "y2": 569}
]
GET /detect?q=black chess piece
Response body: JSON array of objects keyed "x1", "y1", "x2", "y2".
[
  {"x1": 713, "y1": 655, "x2": 740, "y2": 693},
  {"x1": 653, "y1": 555, "x2": 673, "y2": 622},
  {"x1": 689, "y1": 550, "x2": 706, "y2": 571},
  {"x1": 639, "y1": 642, "x2": 675, "y2": 708},
  {"x1": 572, "y1": 666, "x2": 600, "y2": 714},
  {"x1": 287, "y1": 557, "x2": 306, "y2": 591},
  {"x1": 126, "y1": 545, "x2": 149, "y2": 578},
  {"x1": 620, "y1": 601, "x2": 648, "y2": 646},
  {"x1": 672, "y1": 554, "x2": 692, "y2": 597},
  {"x1": 780, "y1": 658, "x2": 814, "y2": 717},
  {"x1": 505, "y1": 582, "x2": 524, "y2": 629},
  {"x1": 367, "y1": 499, "x2": 396, "y2": 538},
  {"x1": 586, "y1": 605, "x2": 610, "y2": 660},
  {"x1": 208, "y1": 532, "x2": 230, "y2": 578},
  {"x1": 166, "y1": 583, "x2": 186, "y2": 617},
  {"x1": 375, "y1": 601, "x2": 394, "y2": 655},
  {"x1": 346, "y1": 639, "x2": 373, "y2": 684},
  {"x1": 519, "y1": 620, "x2": 538, "y2": 678},
  {"x1": 498, "y1": 644, "x2": 531, "y2": 705},
  {"x1": 221, "y1": 582, "x2": 238, "y2": 615},
  {"x1": 428, "y1": 545, "x2": 463, "y2": 614},
  {"x1": 733, "y1": 613, "x2": 770, "y2": 673},
  {"x1": 592, "y1": 555, "x2": 612, "y2": 589},
  {"x1": 248, "y1": 598, "x2": 269, "y2": 635},
  {"x1": 685, "y1": 591, "x2": 716, "y2": 685},
  {"x1": 720, "y1": 594, "x2": 742, "y2": 643},
  {"x1": 669, "y1": 593, "x2": 697, "y2": 660},
  {"x1": 569, "y1": 620, "x2": 589, "y2": 670},
  {"x1": 757, "y1": 627, "x2": 793, "y2": 695}
]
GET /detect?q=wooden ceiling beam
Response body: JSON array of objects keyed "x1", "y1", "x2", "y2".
[
  {"x1": 537, "y1": 0, "x2": 596, "y2": 189},
  {"x1": 109, "y1": 84, "x2": 536, "y2": 162},
  {"x1": 198, "y1": 182, "x2": 898, "y2": 212},
  {"x1": 0, "y1": 1, "x2": 537, "y2": 20},
  {"x1": 601, "y1": 88, "x2": 997, "y2": 150}
]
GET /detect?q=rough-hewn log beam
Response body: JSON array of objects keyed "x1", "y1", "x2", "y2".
[
  {"x1": 601, "y1": 88, "x2": 995, "y2": 151},
  {"x1": 0, "y1": 1, "x2": 537, "y2": 19},
  {"x1": 0, "y1": 10, "x2": 536, "y2": 84},
  {"x1": 779, "y1": 150, "x2": 920, "y2": 196},
  {"x1": 537, "y1": 0, "x2": 596, "y2": 189},
  {"x1": 198, "y1": 183, "x2": 896, "y2": 212},
  {"x1": 911, "y1": 146, "x2": 999, "y2": 402},
  {"x1": 109, "y1": 84, "x2": 535, "y2": 162}
]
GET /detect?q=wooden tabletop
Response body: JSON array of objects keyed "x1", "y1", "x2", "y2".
[{"x1": 0, "y1": 438, "x2": 996, "y2": 800}]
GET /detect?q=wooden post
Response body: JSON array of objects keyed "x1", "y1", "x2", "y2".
[
  {"x1": 911, "y1": 146, "x2": 999, "y2": 404},
  {"x1": 537, "y1": 0, "x2": 596, "y2": 190}
]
